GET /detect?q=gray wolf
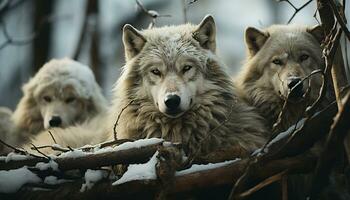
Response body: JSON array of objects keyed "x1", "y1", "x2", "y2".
[
  {"x1": 29, "y1": 16, "x2": 268, "y2": 158},
  {"x1": 6, "y1": 58, "x2": 107, "y2": 150},
  {"x1": 236, "y1": 24, "x2": 329, "y2": 133}
]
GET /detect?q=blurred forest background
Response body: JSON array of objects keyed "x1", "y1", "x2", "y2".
[{"x1": 0, "y1": 0, "x2": 349, "y2": 110}]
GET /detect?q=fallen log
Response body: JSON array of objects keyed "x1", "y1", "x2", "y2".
[
  {"x1": 5, "y1": 153, "x2": 316, "y2": 200},
  {"x1": 0, "y1": 139, "x2": 163, "y2": 171}
]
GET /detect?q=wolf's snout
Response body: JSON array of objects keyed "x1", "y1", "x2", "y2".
[
  {"x1": 164, "y1": 94, "x2": 181, "y2": 111},
  {"x1": 287, "y1": 77, "x2": 302, "y2": 89},
  {"x1": 287, "y1": 77, "x2": 304, "y2": 99},
  {"x1": 49, "y1": 116, "x2": 62, "y2": 127}
]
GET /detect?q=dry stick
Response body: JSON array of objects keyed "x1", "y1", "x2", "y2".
[
  {"x1": 261, "y1": 69, "x2": 324, "y2": 156},
  {"x1": 0, "y1": 140, "x2": 163, "y2": 171},
  {"x1": 273, "y1": 69, "x2": 323, "y2": 130},
  {"x1": 30, "y1": 143, "x2": 50, "y2": 160},
  {"x1": 279, "y1": 0, "x2": 313, "y2": 24},
  {"x1": 228, "y1": 99, "x2": 338, "y2": 199},
  {"x1": 18, "y1": 154, "x2": 316, "y2": 199},
  {"x1": 328, "y1": 0, "x2": 350, "y2": 41},
  {"x1": 31, "y1": 145, "x2": 69, "y2": 153},
  {"x1": 99, "y1": 139, "x2": 135, "y2": 149},
  {"x1": 309, "y1": 91, "x2": 350, "y2": 199},
  {"x1": 113, "y1": 100, "x2": 134, "y2": 140},
  {"x1": 135, "y1": 0, "x2": 171, "y2": 29},
  {"x1": 234, "y1": 170, "x2": 288, "y2": 200},
  {"x1": 318, "y1": 0, "x2": 348, "y2": 110},
  {"x1": 0, "y1": 138, "x2": 43, "y2": 159},
  {"x1": 48, "y1": 130, "x2": 57, "y2": 144},
  {"x1": 32, "y1": 139, "x2": 137, "y2": 154},
  {"x1": 282, "y1": 175, "x2": 288, "y2": 200}
]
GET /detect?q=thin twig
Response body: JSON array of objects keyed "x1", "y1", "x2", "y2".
[
  {"x1": 328, "y1": 0, "x2": 350, "y2": 41},
  {"x1": 48, "y1": 131, "x2": 57, "y2": 144},
  {"x1": 279, "y1": 0, "x2": 313, "y2": 24},
  {"x1": 0, "y1": 138, "x2": 43, "y2": 159},
  {"x1": 113, "y1": 100, "x2": 134, "y2": 140},
  {"x1": 234, "y1": 170, "x2": 288, "y2": 199},
  {"x1": 30, "y1": 145, "x2": 69, "y2": 153},
  {"x1": 135, "y1": 0, "x2": 171, "y2": 28},
  {"x1": 30, "y1": 143, "x2": 50, "y2": 160}
]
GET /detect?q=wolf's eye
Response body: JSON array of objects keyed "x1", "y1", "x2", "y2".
[
  {"x1": 151, "y1": 69, "x2": 161, "y2": 76},
  {"x1": 65, "y1": 97, "x2": 76, "y2": 104},
  {"x1": 299, "y1": 54, "x2": 309, "y2": 62},
  {"x1": 182, "y1": 65, "x2": 192, "y2": 74},
  {"x1": 43, "y1": 96, "x2": 52, "y2": 103},
  {"x1": 272, "y1": 59, "x2": 283, "y2": 66}
]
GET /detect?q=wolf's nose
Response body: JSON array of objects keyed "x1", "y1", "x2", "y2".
[
  {"x1": 164, "y1": 95, "x2": 181, "y2": 110},
  {"x1": 288, "y1": 77, "x2": 302, "y2": 89},
  {"x1": 49, "y1": 116, "x2": 62, "y2": 127}
]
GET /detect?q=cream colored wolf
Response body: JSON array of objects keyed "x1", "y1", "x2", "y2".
[
  {"x1": 236, "y1": 25, "x2": 330, "y2": 132},
  {"x1": 29, "y1": 16, "x2": 267, "y2": 157},
  {"x1": 2, "y1": 58, "x2": 107, "y2": 152}
]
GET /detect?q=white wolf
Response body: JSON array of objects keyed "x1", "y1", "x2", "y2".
[{"x1": 1, "y1": 58, "x2": 107, "y2": 153}]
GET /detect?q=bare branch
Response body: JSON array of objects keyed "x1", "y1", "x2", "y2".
[
  {"x1": 113, "y1": 100, "x2": 134, "y2": 140},
  {"x1": 309, "y1": 91, "x2": 350, "y2": 199},
  {"x1": 48, "y1": 130, "x2": 57, "y2": 144},
  {"x1": 0, "y1": 138, "x2": 43, "y2": 159},
  {"x1": 30, "y1": 143, "x2": 51, "y2": 160},
  {"x1": 0, "y1": 139, "x2": 164, "y2": 171},
  {"x1": 135, "y1": 0, "x2": 171, "y2": 28},
  {"x1": 234, "y1": 170, "x2": 288, "y2": 199},
  {"x1": 328, "y1": 0, "x2": 350, "y2": 42},
  {"x1": 279, "y1": 0, "x2": 313, "y2": 24}
]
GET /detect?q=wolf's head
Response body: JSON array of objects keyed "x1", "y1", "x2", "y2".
[
  {"x1": 13, "y1": 58, "x2": 107, "y2": 133},
  {"x1": 243, "y1": 25, "x2": 324, "y2": 103},
  {"x1": 121, "y1": 15, "x2": 217, "y2": 118}
]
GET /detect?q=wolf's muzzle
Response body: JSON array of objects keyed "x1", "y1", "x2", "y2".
[
  {"x1": 287, "y1": 77, "x2": 305, "y2": 100},
  {"x1": 164, "y1": 94, "x2": 181, "y2": 116},
  {"x1": 49, "y1": 116, "x2": 62, "y2": 127}
]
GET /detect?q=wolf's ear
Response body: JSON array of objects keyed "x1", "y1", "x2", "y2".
[
  {"x1": 193, "y1": 15, "x2": 216, "y2": 52},
  {"x1": 307, "y1": 25, "x2": 324, "y2": 43},
  {"x1": 122, "y1": 24, "x2": 146, "y2": 60},
  {"x1": 245, "y1": 27, "x2": 269, "y2": 56}
]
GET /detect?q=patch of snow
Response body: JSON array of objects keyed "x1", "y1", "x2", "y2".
[
  {"x1": 58, "y1": 138, "x2": 163, "y2": 159},
  {"x1": 59, "y1": 149, "x2": 88, "y2": 158},
  {"x1": 0, "y1": 152, "x2": 31, "y2": 163},
  {"x1": 267, "y1": 118, "x2": 307, "y2": 148},
  {"x1": 43, "y1": 176, "x2": 69, "y2": 185},
  {"x1": 112, "y1": 151, "x2": 159, "y2": 185},
  {"x1": 35, "y1": 160, "x2": 59, "y2": 171},
  {"x1": 113, "y1": 138, "x2": 163, "y2": 152},
  {"x1": 251, "y1": 148, "x2": 264, "y2": 156},
  {"x1": 44, "y1": 176, "x2": 58, "y2": 185},
  {"x1": 175, "y1": 159, "x2": 240, "y2": 176},
  {"x1": 80, "y1": 169, "x2": 107, "y2": 192},
  {"x1": 0, "y1": 167, "x2": 41, "y2": 193}
]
